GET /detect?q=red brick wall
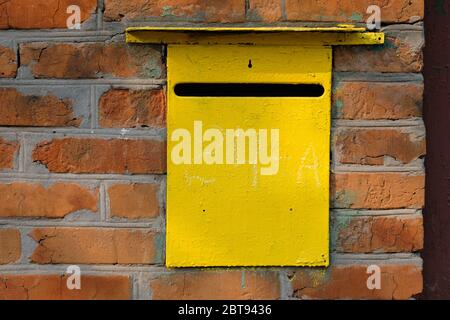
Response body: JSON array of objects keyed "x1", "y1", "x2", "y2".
[{"x1": 0, "y1": 0, "x2": 424, "y2": 300}]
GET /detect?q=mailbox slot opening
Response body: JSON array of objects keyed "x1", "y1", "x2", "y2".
[{"x1": 174, "y1": 83, "x2": 325, "y2": 97}]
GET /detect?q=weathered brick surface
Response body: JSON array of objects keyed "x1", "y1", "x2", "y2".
[
  {"x1": 0, "y1": 275, "x2": 130, "y2": 300},
  {"x1": 108, "y1": 183, "x2": 160, "y2": 219},
  {"x1": 0, "y1": 45, "x2": 17, "y2": 78},
  {"x1": 0, "y1": 0, "x2": 426, "y2": 301},
  {"x1": 248, "y1": 0, "x2": 282, "y2": 22},
  {"x1": 334, "y1": 128, "x2": 425, "y2": 165},
  {"x1": 290, "y1": 264, "x2": 422, "y2": 300},
  {"x1": 0, "y1": 228, "x2": 21, "y2": 264},
  {"x1": 30, "y1": 228, "x2": 156, "y2": 264},
  {"x1": 333, "y1": 215, "x2": 423, "y2": 253},
  {"x1": 104, "y1": 0, "x2": 246, "y2": 23},
  {"x1": 0, "y1": 182, "x2": 98, "y2": 218},
  {"x1": 285, "y1": 0, "x2": 423, "y2": 23},
  {"x1": 0, "y1": 0, "x2": 97, "y2": 29},
  {"x1": 99, "y1": 88, "x2": 166, "y2": 128},
  {"x1": 150, "y1": 271, "x2": 280, "y2": 300},
  {"x1": 20, "y1": 42, "x2": 163, "y2": 79},
  {"x1": 32, "y1": 138, "x2": 166, "y2": 174},
  {"x1": 331, "y1": 173, "x2": 424, "y2": 209},
  {"x1": 333, "y1": 82, "x2": 423, "y2": 120},
  {"x1": 334, "y1": 31, "x2": 424, "y2": 73},
  {"x1": 0, "y1": 88, "x2": 81, "y2": 127},
  {"x1": 104, "y1": 0, "x2": 423, "y2": 24},
  {"x1": 0, "y1": 137, "x2": 18, "y2": 170}
]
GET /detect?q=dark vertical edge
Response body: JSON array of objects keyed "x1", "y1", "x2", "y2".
[{"x1": 422, "y1": 0, "x2": 450, "y2": 299}]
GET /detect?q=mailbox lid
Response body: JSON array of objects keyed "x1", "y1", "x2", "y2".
[{"x1": 167, "y1": 45, "x2": 331, "y2": 267}]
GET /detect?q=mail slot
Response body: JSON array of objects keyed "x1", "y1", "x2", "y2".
[{"x1": 166, "y1": 45, "x2": 331, "y2": 267}]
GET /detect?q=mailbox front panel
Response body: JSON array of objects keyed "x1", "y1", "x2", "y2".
[{"x1": 167, "y1": 45, "x2": 331, "y2": 267}]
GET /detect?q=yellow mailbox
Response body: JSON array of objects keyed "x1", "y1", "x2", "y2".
[{"x1": 126, "y1": 27, "x2": 384, "y2": 267}]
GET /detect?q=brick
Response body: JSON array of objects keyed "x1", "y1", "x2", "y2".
[
  {"x1": 247, "y1": 0, "x2": 282, "y2": 22},
  {"x1": 333, "y1": 215, "x2": 423, "y2": 253},
  {"x1": 0, "y1": 182, "x2": 98, "y2": 218},
  {"x1": 0, "y1": 88, "x2": 81, "y2": 127},
  {"x1": 104, "y1": 0, "x2": 245, "y2": 23},
  {"x1": 0, "y1": 137, "x2": 18, "y2": 170},
  {"x1": 32, "y1": 138, "x2": 166, "y2": 174},
  {"x1": 99, "y1": 89, "x2": 166, "y2": 128},
  {"x1": 0, "y1": 274, "x2": 130, "y2": 300},
  {"x1": 334, "y1": 128, "x2": 425, "y2": 165},
  {"x1": 108, "y1": 183, "x2": 159, "y2": 219},
  {"x1": 290, "y1": 264, "x2": 422, "y2": 299},
  {"x1": 331, "y1": 173, "x2": 424, "y2": 209},
  {"x1": 0, "y1": 0, "x2": 97, "y2": 29},
  {"x1": 0, "y1": 45, "x2": 17, "y2": 78},
  {"x1": 30, "y1": 228, "x2": 156, "y2": 264},
  {"x1": 150, "y1": 271, "x2": 280, "y2": 300},
  {"x1": 334, "y1": 31, "x2": 424, "y2": 73},
  {"x1": 285, "y1": 0, "x2": 423, "y2": 23},
  {"x1": 333, "y1": 82, "x2": 423, "y2": 120},
  {"x1": 20, "y1": 42, "x2": 163, "y2": 79},
  {"x1": 0, "y1": 229, "x2": 21, "y2": 264}
]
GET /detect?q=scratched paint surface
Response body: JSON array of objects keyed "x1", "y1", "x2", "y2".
[{"x1": 167, "y1": 45, "x2": 331, "y2": 267}]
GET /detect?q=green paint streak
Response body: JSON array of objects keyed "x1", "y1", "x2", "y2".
[
  {"x1": 333, "y1": 99, "x2": 344, "y2": 118},
  {"x1": 332, "y1": 80, "x2": 344, "y2": 118},
  {"x1": 350, "y1": 12, "x2": 363, "y2": 22},
  {"x1": 155, "y1": 232, "x2": 165, "y2": 264},
  {"x1": 369, "y1": 37, "x2": 397, "y2": 52},
  {"x1": 333, "y1": 190, "x2": 357, "y2": 208},
  {"x1": 330, "y1": 215, "x2": 353, "y2": 250},
  {"x1": 383, "y1": 38, "x2": 398, "y2": 49},
  {"x1": 241, "y1": 271, "x2": 246, "y2": 289},
  {"x1": 332, "y1": 73, "x2": 345, "y2": 84},
  {"x1": 161, "y1": 6, "x2": 174, "y2": 17},
  {"x1": 144, "y1": 58, "x2": 163, "y2": 79}
]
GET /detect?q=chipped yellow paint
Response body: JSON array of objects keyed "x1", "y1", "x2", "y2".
[
  {"x1": 126, "y1": 26, "x2": 384, "y2": 46},
  {"x1": 166, "y1": 45, "x2": 331, "y2": 267}
]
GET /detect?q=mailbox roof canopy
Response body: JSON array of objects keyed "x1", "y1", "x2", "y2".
[{"x1": 126, "y1": 25, "x2": 384, "y2": 46}]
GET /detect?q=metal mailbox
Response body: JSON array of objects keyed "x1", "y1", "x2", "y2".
[{"x1": 126, "y1": 27, "x2": 384, "y2": 267}]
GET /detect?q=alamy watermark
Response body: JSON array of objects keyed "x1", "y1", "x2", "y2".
[
  {"x1": 66, "y1": 265, "x2": 81, "y2": 290},
  {"x1": 367, "y1": 5, "x2": 382, "y2": 30},
  {"x1": 66, "y1": 5, "x2": 81, "y2": 29},
  {"x1": 171, "y1": 121, "x2": 280, "y2": 176},
  {"x1": 367, "y1": 265, "x2": 381, "y2": 290}
]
